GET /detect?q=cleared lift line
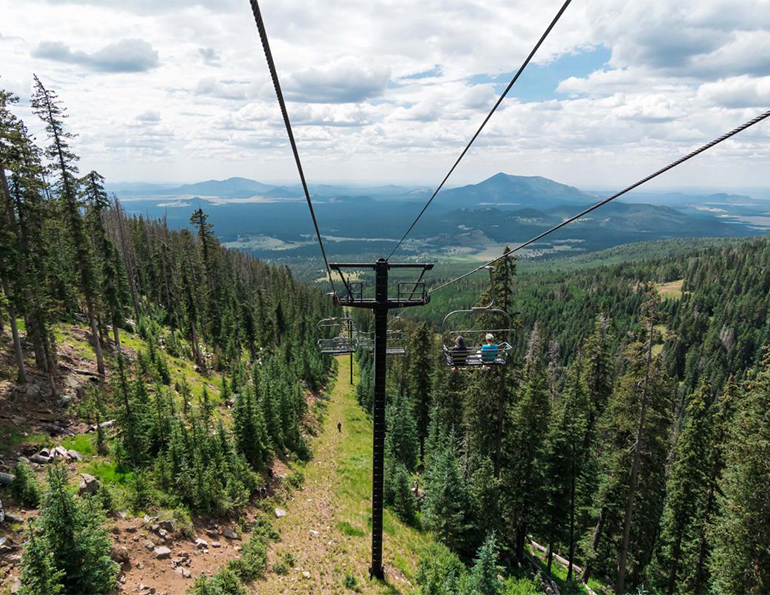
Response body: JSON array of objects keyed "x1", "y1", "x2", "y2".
[
  {"x1": 247, "y1": 0, "x2": 336, "y2": 294},
  {"x1": 386, "y1": 0, "x2": 573, "y2": 261},
  {"x1": 429, "y1": 108, "x2": 770, "y2": 295}
]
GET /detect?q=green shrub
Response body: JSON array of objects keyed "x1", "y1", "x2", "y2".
[
  {"x1": 342, "y1": 574, "x2": 359, "y2": 589},
  {"x1": 286, "y1": 470, "x2": 305, "y2": 490},
  {"x1": 337, "y1": 521, "x2": 365, "y2": 537},
  {"x1": 415, "y1": 542, "x2": 467, "y2": 595},
  {"x1": 272, "y1": 561, "x2": 288, "y2": 575},
  {"x1": 189, "y1": 569, "x2": 245, "y2": 595},
  {"x1": 502, "y1": 576, "x2": 541, "y2": 595},
  {"x1": 11, "y1": 460, "x2": 41, "y2": 508},
  {"x1": 232, "y1": 532, "x2": 268, "y2": 581}
]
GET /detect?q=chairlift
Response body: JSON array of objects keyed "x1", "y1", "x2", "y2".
[
  {"x1": 440, "y1": 266, "x2": 513, "y2": 368},
  {"x1": 356, "y1": 330, "x2": 406, "y2": 356},
  {"x1": 317, "y1": 317, "x2": 356, "y2": 355}
]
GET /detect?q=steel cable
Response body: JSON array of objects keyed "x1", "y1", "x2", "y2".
[
  {"x1": 386, "y1": 0, "x2": 573, "y2": 261},
  {"x1": 430, "y1": 109, "x2": 770, "y2": 294},
  {"x1": 248, "y1": 0, "x2": 336, "y2": 294}
]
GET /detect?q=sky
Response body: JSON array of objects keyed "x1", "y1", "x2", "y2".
[{"x1": 1, "y1": 0, "x2": 769, "y2": 190}]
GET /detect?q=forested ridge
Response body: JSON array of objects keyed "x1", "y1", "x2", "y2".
[
  {"x1": 0, "y1": 79, "x2": 336, "y2": 594},
  {"x1": 354, "y1": 239, "x2": 770, "y2": 595},
  {"x1": 2, "y1": 75, "x2": 770, "y2": 595}
]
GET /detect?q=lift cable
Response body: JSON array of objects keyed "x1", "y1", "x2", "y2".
[
  {"x1": 248, "y1": 0, "x2": 336, "y2": 294},
  {"x1": 429, "y1": 108, "x2": 770, "y2": 295},
  {"x1": 386, "y1": 0, "x2": 573, "y2": 261}
]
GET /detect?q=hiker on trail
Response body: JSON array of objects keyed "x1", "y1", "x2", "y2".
[{"x1": 337, "y1": 421, "x2": 342, "y2": 433}]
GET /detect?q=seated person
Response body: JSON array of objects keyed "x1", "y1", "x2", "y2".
[
  {"x1": 450, "y1": 335, "x2": 469, "y2": 366},
  {"x1": 480, "y1": 333, "x2": 499, "y2": 364}
]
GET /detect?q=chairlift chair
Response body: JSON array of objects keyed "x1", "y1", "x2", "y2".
[
  {"x1": 356, "y1": 330, "x2": 406, "y2": 356},
  {"x1": 440, "y1": 265, "x2": 513, "y2": 368},
  {"x1": 317, "y1": 317, "x2": 357, "y2": 355}
]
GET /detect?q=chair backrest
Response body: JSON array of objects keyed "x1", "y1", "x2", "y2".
[{"x1": 451, "y1": 350, "x2": 469, "y2": 365}]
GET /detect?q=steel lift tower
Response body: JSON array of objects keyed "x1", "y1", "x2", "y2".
[{"x1": 330, "y1": 259, "x2": 433, "y2": 579}]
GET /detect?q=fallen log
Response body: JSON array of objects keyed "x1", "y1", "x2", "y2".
[{"x1": 58, "y1": 363, "x2": 104, "y2": 378}]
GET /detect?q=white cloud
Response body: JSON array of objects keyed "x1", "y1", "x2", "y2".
[
  {"x1": 0, "y1": 0, "x2": 768, "y2": 189},
  {"x1": 32, "y1": 38, "x2": 159, "y2": 72}
]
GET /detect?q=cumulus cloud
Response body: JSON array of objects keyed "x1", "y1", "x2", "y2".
[
  {"x1": 32, "y1": 38, "x2": 159, "y2": 72},
  {"x1": 135, "y1": 110, "x2": 161, "y2": 122},
  {"x1": 283, "y1": 58, "x2": 390, "y2": 104},
  {"x1": 198, "y1": 47, "x2": 220, "y2": 66},
  {"x1": 697, "y1": 75, "x2": 770, "y2": 108},
  {"x1": 4, "y1": 0, "x2": 770, "y2": 186}
]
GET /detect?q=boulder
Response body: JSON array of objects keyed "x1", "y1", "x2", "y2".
[
  {"x1": 78, "y1": 473, "x2": 99, "y2": 496},
  {"x1": 210, "y1": 541, "x2": 221, "y2": 548},
  {"x1": 111, "y1": 545, "x2": 130, "y2": 564},
  {"x1": 222, "y1": 527, "x2": 239, "y2": 540},
  {"x1": 274, "y1": 507, "x2": 287, "y2": 518},
  {"x1": 153, "y1": 546, "x2": 171, "y2": 560},
  {"x1": 194, "y1": 538, "x2": 208, "y2": 549},
  {"x1": 159, "y1": 519, "x2": 175, "y2": 533},
  {"x1": 29, "y1": 454, "x2": 50, "y2": 465},
  {"x1": 4, "y1": 511, "x2": 23, "y2": 524},
  {"x1": 0, "y1": 472, "x2": 15, "y2": 486},
  {"x1": 175, "y1": 567, "x2": 192, "y2": 579},
  {"x1": 53, "y1": 446, "x2": 70, "y2": 460},
  {"x1": 144, "y1": 540, "x2": 155, "y2": 552}
]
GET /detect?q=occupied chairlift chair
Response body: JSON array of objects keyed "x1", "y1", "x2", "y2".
[
  {"x1": 441, "y1": 267, "x2": 513, "y2": 368},
  {"x1": 317, "y1": 317, "x2": 357, "y2": 355}
]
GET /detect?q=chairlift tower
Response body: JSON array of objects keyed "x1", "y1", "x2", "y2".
[{"x1": 330, "y1": 258, "x2": 433, "y2": 580}]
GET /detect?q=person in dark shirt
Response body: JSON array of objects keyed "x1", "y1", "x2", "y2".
[
  {"x1": 451, "y1": 335, "x2": 469, "y2": 367},
  {"x1": 337, "y1": 421, "x2": 342, "y2": 433}
]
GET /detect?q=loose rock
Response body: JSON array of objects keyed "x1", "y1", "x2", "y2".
[
  {"x1": 194, "y1": 538, "x2": 208, "y2": 549},
  {"x1": 0, "y1": 473, "x2": 15, "y2": 486},
  {"x1": 222, "y1": 527, "x2": 239, "y2": 540},
  {"x1": 111, "y1": 545, "x2": 130, "y2": 564},
  {"x1": 153, "y1": 546, "x2": 172, "y2": 560},
  {"x1": 274, "y1": 508, "x2": 287, "y2": 518},
  {"x1": 79, "y1": 473, "x2": 100, "y2": 496}
]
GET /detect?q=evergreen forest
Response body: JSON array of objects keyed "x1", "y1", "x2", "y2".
[{"x1": 1, "y1": 77, "x2": 769, "y2": 595}]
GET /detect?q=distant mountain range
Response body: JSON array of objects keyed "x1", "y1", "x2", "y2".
[{"x1": 109, "y1": 172, "x2": 770, "y2": 261}]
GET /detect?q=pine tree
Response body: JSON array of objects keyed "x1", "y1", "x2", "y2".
[
  {"x1": 0, "y1": 88, "x2": 28, "y2": 382},
  {"x1": 467, "y1": 534, "x2": 501, "y2": 595},
  {"x1": 82, "y1": 170, "x2": 125, "y2": 348},
  {"x1": 407, "y1": 322, "x2": 434, "y2": 459},
  {"x1": 650, "y1": 383, "x2": 715, "y2": 594},
  {"x1": 18, "y1": 530, "x2": 64, "y2": 595},
  {"x1": 709, "y1": 356, "x2": 770, "y2": 594},
  {"x1": 502, "y1": 326, "x2": 550, "y2": 562},
  {"x1": 23, "y1": 465, "x2": 118, "y2": 594},
  {"x1": 423, "y1": 438, "x2": 475, "y2": 556},
  {"x1": 543, "y1": 365, "x2": 587, "y2": 579},
  {"x1": 31, "y1": 76, "x2": 105, "y2": 375},
  {"x1": 387, "y1": 391, "x2": 420, "y2": 471}
]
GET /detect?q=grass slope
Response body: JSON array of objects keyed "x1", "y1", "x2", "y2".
[{"x1": 262, "y1": 355, "x2": 433, "y2": 593}]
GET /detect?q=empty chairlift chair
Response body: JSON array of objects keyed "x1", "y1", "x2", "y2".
[{"x1": 317, "y1": 317, "x2": 357, "y2": 355}]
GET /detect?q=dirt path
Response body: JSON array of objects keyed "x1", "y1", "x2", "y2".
[{"x1": 260, "y1": 356, "x2": 430, "y2": 594}]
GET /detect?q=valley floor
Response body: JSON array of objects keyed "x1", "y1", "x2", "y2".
[{"x1": 261, "y1": 355, "x2": 432, "y2": 594}]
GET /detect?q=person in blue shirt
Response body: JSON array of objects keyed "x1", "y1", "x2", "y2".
[{"x1": 480, "y1": 333, "x2": 499, "y2": 364}]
